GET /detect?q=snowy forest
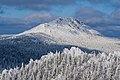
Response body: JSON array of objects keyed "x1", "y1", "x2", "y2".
[{"x1": 0, "y1": 47, "x2": 120, "y2": 80}]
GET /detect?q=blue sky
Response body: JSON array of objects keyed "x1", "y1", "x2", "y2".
[{"x1": 0, "y1": 0, "x2": 120, "y2": 38}]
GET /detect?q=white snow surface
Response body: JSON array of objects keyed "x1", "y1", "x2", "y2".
[
  {"x1": 0, "y1": 34, "x2": 16, "y2": 40},
  {"x1": 0, "y1": 47, "x2": 120, "y2": 80},
  {"x1": 19, "y1": 17, "x2": 120, "y2": 53}
]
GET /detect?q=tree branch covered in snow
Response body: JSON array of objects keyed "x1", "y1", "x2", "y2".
[{"x1": 0, "y1": 47, "x2": 120, "y2": 80}]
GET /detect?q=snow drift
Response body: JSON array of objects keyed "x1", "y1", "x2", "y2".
[{"x1": 0, "y1": 47, "x2": 120, "y2": 80}]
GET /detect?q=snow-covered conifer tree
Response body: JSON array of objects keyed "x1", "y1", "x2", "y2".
[{"x1": 0, "y1": 47, "x2": 120, "y2": 80}]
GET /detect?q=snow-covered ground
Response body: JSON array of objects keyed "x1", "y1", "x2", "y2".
[
  {"x1": 0, "y1": 47, "x2": 120, "y2": 80},
  {"x1": 20, "y1": 17, "x2": 120, "y2": 53},
  {"x1": 0, "y1": 34, "x2": 16, "y2": 40},
  {"x1": 0, "y1": 17, "x2": 120, "y2": 80},
  {"x1": 0, "y1": 17, "x2": 120, "y2": 72}
]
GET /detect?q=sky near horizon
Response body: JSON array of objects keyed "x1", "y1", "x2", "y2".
[{"x1": 0, "y1": 0, "x2": 120, "y2": 38}]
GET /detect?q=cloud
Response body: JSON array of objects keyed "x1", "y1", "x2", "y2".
[
  {"x1": 0, "y1": 7, "x2": 5, "y2": 14},
  {"x1": 0, "y1": 0, "x2": 75, "y2": 5},
  {"x1": 94, "y1": 25, "x2": 120, "y2": 38},
  {"x1": 95, "y1": 26, "x2": 120, "y2": 31},
  {"x1": 75, "y1": 7, "x2": 106, "y2": 26},
  {"x1": 0, "y1": 17, "x2": 24, "y2": 24},
  {"x1": 24, "y1": 13, "x2": 57, "y2": 24},
  {"x1": 82, "y1": 0, "x2": 112, "y2": 4},
  {"x1": 112, "y1": 9, "x2": 120, "y2": 20},
  {"x1": 0, "y1": 17, "x2": 26, "y2": 34},
  {"x1": 75, "y1": 7, "x2": 120, "y2": 26},
  {"x1": 0, "y1": 13, "x2": 57, "y2": 34},
  {"x1": 0, "y1": 0, "x2": 76, "y2": 11},
  {"x1": 0, "y1": 10, "x2": 4, "y2": 14},
  {"x1": 75, "y1": 7, "x2": 120, "y2": 38},
  {"x1": 17, "y1": 4, "x2": 51, "y2": 11},
  {"x1": 75, "y1": 7, "x2": 104, "y2": 19},
  {"x1": 83, "y1": 17, "x2": 120, "y2": 27},
  {"x1": 112, "y1": 0, "x2": 120, "y2": 8},
  {"x1": 89, "y1": 0, "x2": 110, "y2": 3},
  {"x1": 0, "y1": 13, "x2": 56, "y2": 25}
]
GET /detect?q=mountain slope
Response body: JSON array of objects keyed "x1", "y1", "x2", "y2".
[
  {"x1": 0, "y1": 34, "x2": 71, "y2": 71},
  {"x1": 0, "y1": 17, "x2": 119, "y2": 71},
  {"x1": 21, "y1": 17, "x2": 120, "y2": 53},
  {"x1": 0, "y1": 47, "x2": 120, "y2": 80},
  {"x1": 22, "y1": 17, "x2": 101, "y2": 36}
]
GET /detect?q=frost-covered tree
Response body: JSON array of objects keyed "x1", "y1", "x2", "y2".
[{"x1": 0, "y1": 47, "x2": 120, "y2": 80}]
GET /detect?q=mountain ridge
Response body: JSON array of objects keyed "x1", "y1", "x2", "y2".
[
  {"x1": 21, "y1": 17, "x2": 101, "y2": 36},
  {"x1": 0, "y1": 17, "x2": 119, "y2": 71},
  {"x1": 0, "y1": 17, "x2": 120, "y2": 53},
  {"x1": 19, "y1": 17, "x2": 120, "y2": 53}
]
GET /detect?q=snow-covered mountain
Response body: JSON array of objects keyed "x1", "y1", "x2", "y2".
[
  {"x1": 1, "y1": 47, "x2": 120, "y2": 80},
  {"x1": 21, "y1": 17, "x2": 120, "y2": 53},
  {"x1": 21, "y1": 17, "x2": 101, "y2": 36},
  {"x1": 0, "y1": 17, "x2": 120, "y2": 71},
  {"x1": 0, "y1": 34, "x2": 15, "y2": 40}
]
